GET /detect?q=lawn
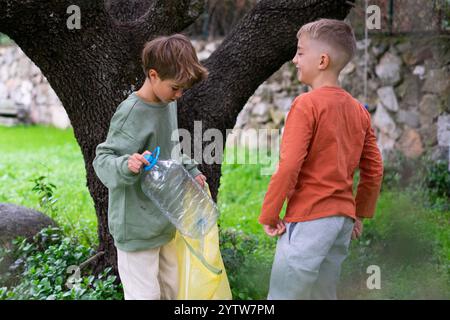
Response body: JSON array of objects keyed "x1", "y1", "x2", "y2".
[
  {"x1": 0, "y1": 126, "x2": 97, "y2": 245},
  {"x1": 1, "y1": 125, "x2": 449, "y2": 299}
]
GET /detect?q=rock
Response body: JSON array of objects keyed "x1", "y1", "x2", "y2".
[
  {"x1": 412, "y1": 65, "x2": 426, "y2": 80},
  {"x1": 396, "y1": 41, "x2": 411, "y2": 54},
  {"x1": 205, "y1": 41, "x2": 218, "y2": 53},
  {"x1": 253, "y1": 114, "x2": 270, "y2": 124},
  {"x1": 374, "y1": 103, "x2": 398, "y2": 139},
  {"x1": 402, "y1": 47, "x2": 433, "y2": 66},
  {"x1": 429, "y1": 146, "x2": 449, "y2": 168},
  {"x1": 273, "y1": 96, "x2": 293, "y2": 112},
  {"x1": 269, "y1": 108, "x2": 286, "y2": 127},
  {"x1": 0, "y1": 203, "x2": 57, "y2": 247},
  {"x1": 191, "y1": 40, "x2": 204, "y2": 53},
  {"x1": 397, "y1": 76, "x2": 421, "y2": 106},
  {"x1": 255, "y1": 84, "x2": 272, "y2": 101},
  {"x1": 377, "y1": 86, "x2": 399, "y2": 112},
  {"x1": 397, "y1": 109, "x2": 420, "y2": 128},
  {"x1": 378, "y1": 131, "x2": 396, "y2": 155},
  {"x1": 422, "y1": 69, "x2": 450, "y2": 94},
  {"x1": 371, "y1": 42, "x2": 388, "y2": 58},
  {"x1": 396, "y1": 128, "x2": 424, "y2": 159},
  {"x1": 419, "y1": 94, "x2": 441, "y2": 126},
  {"x1": 268, "y1": 83, "x2": 282, "y2": 93},
  {"x1": 50, "y1": 105, "x2": 71, "y2": 129},
  {"x1": 197, "y1": 50, "x2": 210, "y2": 61},
  {"x1": 418, "y1": 123, "x2": 438, "y2": 147},
  {"x1": 251, "y1": 102, "x2": 270, "y2": 117},
  {"x1": 0, "y1": 82, "x2": 7, "y2": 100},
  {"x1": 375, "y1": 51, "x2": 402, "y2": 85},
  {"x1": 341, "y1": 61, "x2": 355, "y2": 75},
  {"x1": 437, "y1": 114, "x2": 450, "y2": 147},
  {"x1": 356, "y1": 39, "x2": 371, "y2": 51},
  {"x1": 0, "y1": 66, "x2": 9, "y2": 82},
  {"x1": 234, "y1": 109, "x2": 249, "y2": 129}
]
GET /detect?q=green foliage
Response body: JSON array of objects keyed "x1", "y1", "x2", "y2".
[
  {"x1": 423, "y1": 160, "x2": 450, "y2": 209},
  {"x1": 381, "y1": 151, "x2": 425, "y2": 191},
  {"x1": 382, "y1": 151, "x2": 450, "y2": 210},
  {"x1": 218, "y1": 147, "x2": 281, "y2": 241},
  {"x1": 31, "y1": 176, "x2": 58, "y2": 218},
  {"x1": 0, "y1": 227, "x2": 123, "y2": 300},
  {"x1": 0, "y1": 33, "x2": 12, "y2": 45},
  {"x1": 219, "y1": 228, "x2": 273, "y2": 300}
]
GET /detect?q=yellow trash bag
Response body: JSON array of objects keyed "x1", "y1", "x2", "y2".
[{"x1": 175, "y1": 183, "x2": 232, "y2": 300}]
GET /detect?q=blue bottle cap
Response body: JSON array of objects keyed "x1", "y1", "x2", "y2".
[{"x1": 143, "y1": 146, "x2": 160, "y2": 171}]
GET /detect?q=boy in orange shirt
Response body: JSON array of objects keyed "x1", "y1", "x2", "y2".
[{"x1": 258, "y1": 19, "x2": 384, "y2": 299}]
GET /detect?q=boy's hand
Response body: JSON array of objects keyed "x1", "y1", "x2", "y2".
[
  {"x1": 352, "y1": 217, "x2": 363, "y2": 240},
  {"x1": 194, "y1": 174, "x2": 207, "y2": 188},
  {"x1": 128, "y1": 151, "x2": 151, "y2": 174},
  {"x1": 263, "y1": 220, "x2": 286, "y2": 237}
]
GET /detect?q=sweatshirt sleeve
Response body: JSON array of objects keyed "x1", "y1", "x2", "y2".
[
  {"x1": 93, "y1": 128, "x2": 144, "y2": 189},
  {"x1": 258, "y1": 96, "x2": 315, "y2": 227},
  {"x1": 355, "y1": 114, "x2": 384, "y2": 219}
]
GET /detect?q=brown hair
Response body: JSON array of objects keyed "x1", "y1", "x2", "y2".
[
  {"x1": 297, "y1": 19, "x2": 356, "y2": 67},
  {"x1": 141, "y1": 34, "x2": 208, "y2": 88}
]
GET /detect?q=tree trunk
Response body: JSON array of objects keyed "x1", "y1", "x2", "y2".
[{"x1": 0, "y1": 0, "x2": 354, "y2": 274}]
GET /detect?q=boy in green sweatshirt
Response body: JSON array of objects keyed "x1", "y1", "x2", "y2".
[{"x1": 93, "y1": 34, "x2": 208, "y2": 300}]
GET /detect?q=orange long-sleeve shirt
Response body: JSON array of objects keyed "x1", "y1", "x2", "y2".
[{"x1": 259, "y1": 86, "x2": 384, "y2": 227}]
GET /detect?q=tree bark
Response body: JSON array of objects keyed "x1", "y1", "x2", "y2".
[{"x1": 0, "y1": 0, "x2": 354, "y2": 274}]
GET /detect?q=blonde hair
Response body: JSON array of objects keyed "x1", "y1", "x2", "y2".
[
  {"x1": 297, "y1": 19, "x2": 356, "y2": 68},
  {"x1": 141, "y1": 34, "x2": 208, "y2": 88}
]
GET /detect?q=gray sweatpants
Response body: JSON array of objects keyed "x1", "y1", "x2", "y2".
[{"x1": 268, "y1": 216, "x2": 354, "y2": 300}]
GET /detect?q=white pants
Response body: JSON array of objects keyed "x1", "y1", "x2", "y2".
[{"x1": 117, "y1": 240, "x2": 179, "y2": 300}]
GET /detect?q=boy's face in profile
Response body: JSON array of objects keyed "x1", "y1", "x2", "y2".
[
  {"x1": 149, "y1": 69, "x2": 184, "y2": 104},
  {"x1": 292, "y1": 34, "x2": 329, "y2": 86},
  {"x1": 292, "y1": 34, "x2": 319, "y2": 86}
]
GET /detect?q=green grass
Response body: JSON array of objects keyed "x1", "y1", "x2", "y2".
[
  {"x1": 1, "y1": 125, "x2": 449, "y2": 299},
  {"x1": 218, "y1": 160, "x2": 273, "y2": 240},
  {"x1": 340, "y1": 190, "x2": 450, "y2": 299}
]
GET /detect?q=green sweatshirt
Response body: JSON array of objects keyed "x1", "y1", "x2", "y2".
[{"x1": 93, "y1": 92, "x2": 201, "y2": 252}]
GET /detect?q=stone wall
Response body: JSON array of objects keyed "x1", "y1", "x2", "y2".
[{"x1": 0, "y1": 46, "x2": 69, "y2": 128}]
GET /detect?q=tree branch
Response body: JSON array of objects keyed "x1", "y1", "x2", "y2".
[
  {"x1": 106, "y1": 0, "x2": 205, "y2": 43},
  {"x1": 0, "y1": 1, "x2": 110, "y2": 36}
]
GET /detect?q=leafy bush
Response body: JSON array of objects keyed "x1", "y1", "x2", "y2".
[
  {"x1": 0, "y1": 227, "x2": 123, "y2": 300},
  {"x1": 29, "y1": 174, "x2": 96, "y2": 247},
  {"x1": 381, "y1": 152, "x2": 450, "y2": 210},
  {"x1": 381, "y1": 151, "x2": 426, "y2": 191},
  {"x1": 30, "y1": 175, "x2": 58, "y2": 218},
  {"x1": 423, "y1": 160, "x2": 450, "y2": 210}
]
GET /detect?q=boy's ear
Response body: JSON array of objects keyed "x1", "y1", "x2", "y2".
[
  {"x1": 318, "y1": 53, "x2": 330, "y2": 70},
  {"x1": 148, "y1": 69, "x2": 159, "y2": 80}
]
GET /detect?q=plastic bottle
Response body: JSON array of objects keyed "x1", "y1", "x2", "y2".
[{"x1": 141, "y1": 147, "x2": 219, "y2": 239}]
